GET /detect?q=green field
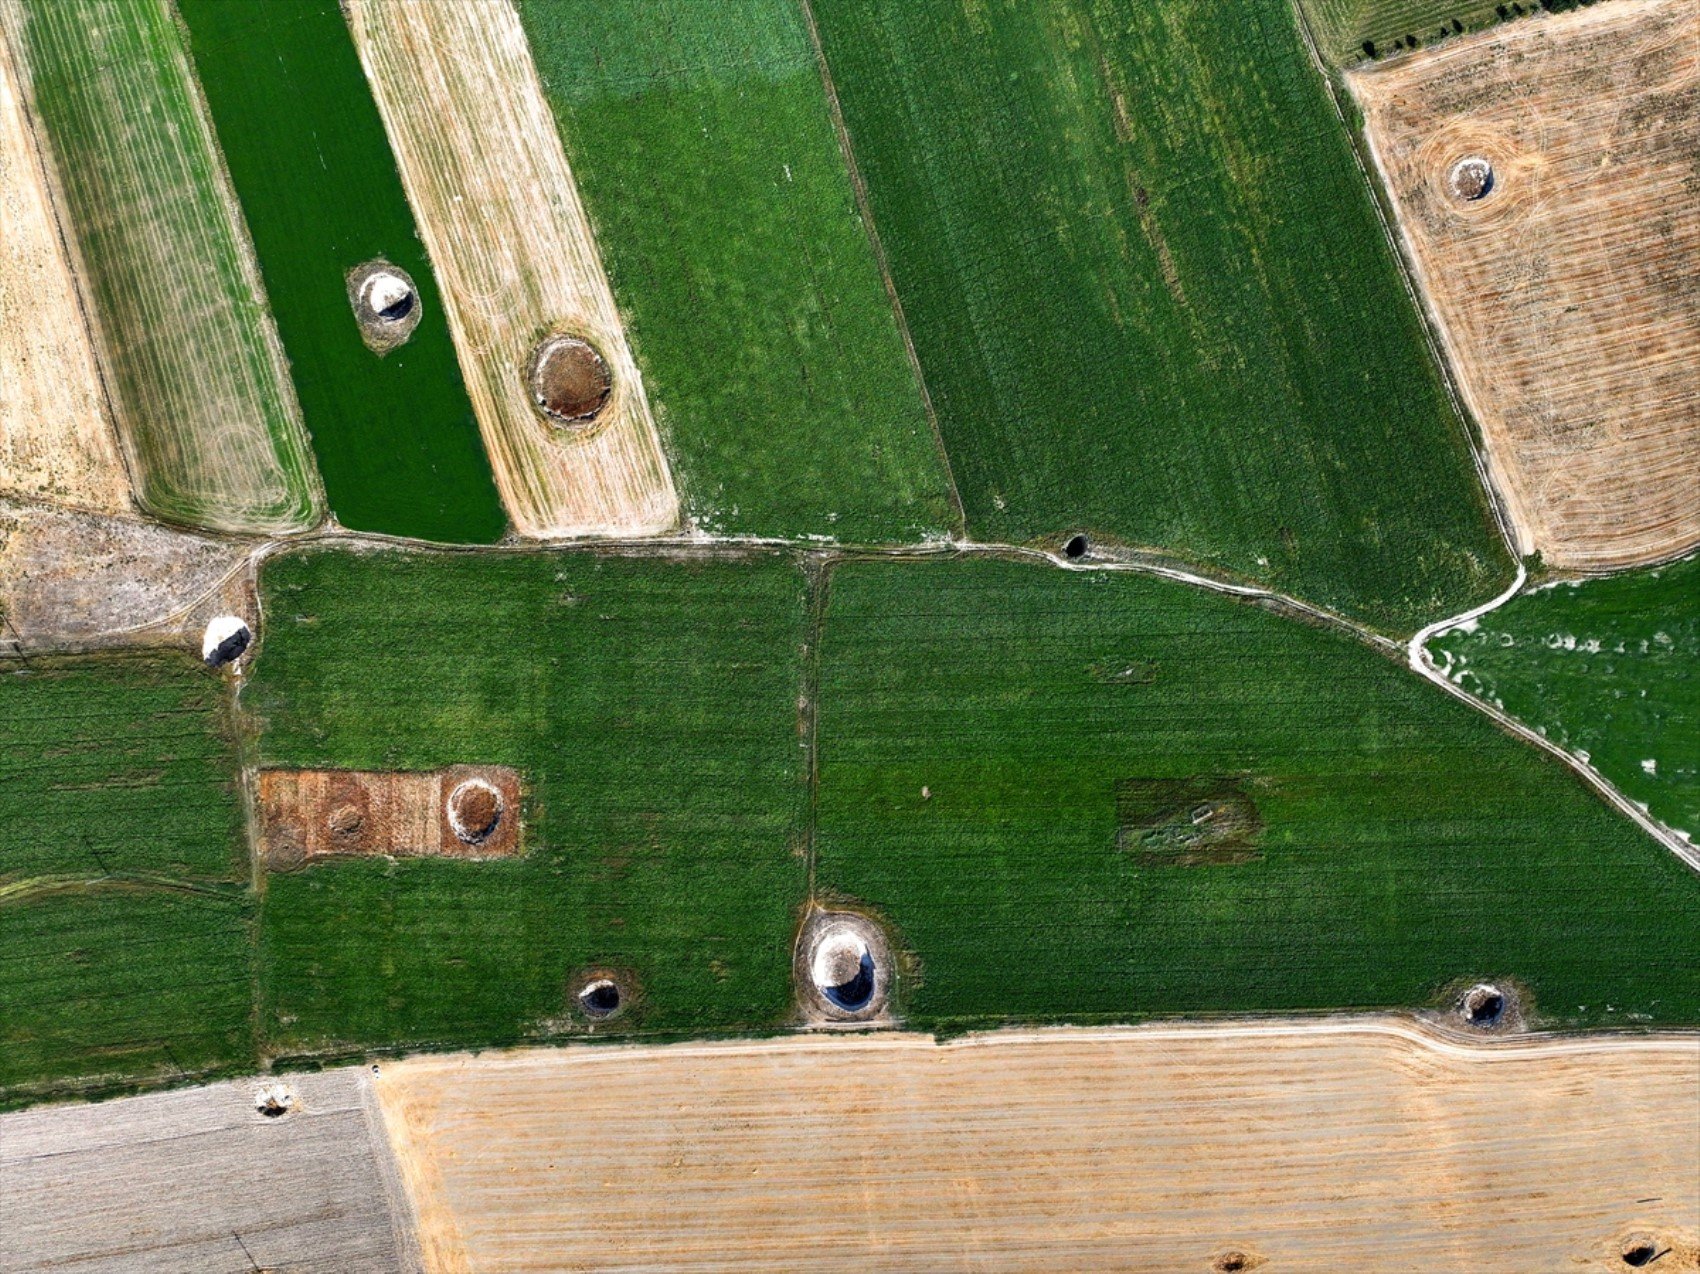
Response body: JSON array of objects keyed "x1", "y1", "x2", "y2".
[
  {"x1": 0, "y1": 654, "x2": 253, "y2": 1107},
  {"x1": 0, "y1": 657, "x2": 243, "y2": 883},
  {"x1": 9, "y1": 0, "x2": 319, "y2": 534},
  {"x1": 1430, "y1": 556, "x2": 1699, "y2": 845},
  {"x1": 178, "y1": 0, "x2": 507, "y2": 545},
  {"x1": 808, "y1": 0, "x2": 1510, "y2": 630},
  {"x1": 515, "y1": 0, "x2": 958, "y2": 545},
  {"x1": 245, "y1": 547, "x2": 810, "y2": 1057},
  {"x1": 812, "y1": 556, "x2": 1700, "y2": 1031}
]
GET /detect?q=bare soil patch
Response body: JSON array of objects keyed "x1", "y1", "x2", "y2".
[
  {"x1": 0, "y1": 498, "x2": 249, "y2": 652},
  {"x1": 1349, "y1": 0, "x2": 1700, "y2": 570},
  {"x1": 258, "y1": 765, "x2": 521, "y2": 866},
  {"x1": 373, "y1": 1024, "x2": 1700, "y2": 1271}
]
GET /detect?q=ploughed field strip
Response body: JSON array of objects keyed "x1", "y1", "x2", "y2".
[
  {"x1": 812, "y1": 557, "x2": 1700, "y2": 1031},
  {"x1": 258, "y1": 766, "x2": 523, "y2": 866},
  {"x1": 1349, "y1": 0, "x2": 1700, "y2": 571},
  {"x1": 0, "y1": 1069, "x2": 422, "y2": 1273},
  {"x1": 0, "y1": 654, "x2": 253, "y2": 1107},
  {"x1": 176, "y1": 0, "x2": 506, "y2": 545},
  {"x1": 244, "y1": 546, "x2": 810, "y2": 1059},
  {"x1": 374, "y1": 1031, "x2": 1700, "y2": 1272},
  {"x1": 0, "y1": 26, "x2": 127, "y2": 516},
  {"x1": 514, "y1": 0, "x2": 958, "y2": 545},
  {"x1": 1431, "y1": 554, "x2": 1700, "y2": 847},
  {"x1": 346, "y1": 0, "x2": 678, "y2": 540},
  {"x1": 1, "y1": 0, "x2": 319, "y2": 535},
  {"x1": 808, "y1": 0, "x2": 1508, "y2": 631}
]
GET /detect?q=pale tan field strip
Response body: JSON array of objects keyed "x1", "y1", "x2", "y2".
[
  {"x1": 0, "y1": 1070, "x2": 422, "y2": 1273},
  {"x1": 376, "y1": 1024, "x2": 1700, "y2": 1272},
  {"x1": 0, "y1": 28, "x2": 127, "y2": 515},
  {"x1": 1350, "y1": 0, "x2": 1700, "y2": 571},
  {"x1": 346, "y1": 0, "x2": 677, "y2": 539}
]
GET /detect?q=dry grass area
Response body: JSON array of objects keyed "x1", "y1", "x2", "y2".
[
  {"x1": 375, "y1": 1024, "x2": 1700, "y2": 1272},
  {"x1": 0, "y1": 27, "x2": 127, "y2": 516},
  {"x1": 1350, "y1": 0, "x2": 1700, "y2": 571},
  {"x1": 258, "y1": 766, "x2": 522, "y2": 867},
  {"x1": 0, "y1": 1069, "x2": 422, "y2": 1273},
  {"x1": 345, "y1": 0, "x2": 677, "y2": 539},
  {"x1": 0, "y1": 498, "x2": 248, "y2": 651}
]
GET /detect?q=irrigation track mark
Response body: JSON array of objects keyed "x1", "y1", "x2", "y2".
[{"x1": 795, "y1": 0, "x2": 967, "y2": 538}]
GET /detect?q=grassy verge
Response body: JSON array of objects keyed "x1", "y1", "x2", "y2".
[
  {"x1": 514, "y1": 0, "x2": 957, "y2": 545},
  {"x1": 7, "y1": 0, "x2": 319, "y2": 533},
  {"x1": 0, "y1": 652, "x2": 253, "y2": 1107},
  {"x1": 1430, "y1": 556, "x2": 1699, "y2": 845},
  {"x1": 245, "y1": 546, "x2": 811, "y2": 1057},
  {"x1": 808, "y1": 0, "x2": 1510, "y2": 630},
  {"x1": 177, "y1": 0, "x2": 506, "y2": 544},
  {"x1": 812, "y1": 556, "x2": 1700, "y2": 1031}
]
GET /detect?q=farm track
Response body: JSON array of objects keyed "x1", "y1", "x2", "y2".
[
  {"x1": 345, "y1": 0, "x2": 677, "y2": 539},
  {"x1": 375, "y1": 1023, "x2": 1700, "y2": 1272}
]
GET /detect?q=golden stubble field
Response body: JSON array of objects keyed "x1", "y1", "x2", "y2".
[
  {"x1": 0, "y1": 24, "x2": 128, "y2": 515},
  {"x1": 1349, "y1": 0, "x2": 1699, "y2": 571},
  {"x1": 345, "y1": 0, "x2": 677, "y2": 540},
  {"x1": 375, "y1": 1024, "x2": 1700, "y2": 1272}
]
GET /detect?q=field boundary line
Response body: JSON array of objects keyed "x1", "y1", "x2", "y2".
[{"x1": 796, "y1": 0, "x2": 966, "y2": 537}]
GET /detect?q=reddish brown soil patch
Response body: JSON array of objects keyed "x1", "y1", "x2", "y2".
[
  {"x1": 259, "y1": 765, "x2": 521, "y2": 866},
  {"x1": 529, "y1": 335, "x2": 611, "y2": 425}
]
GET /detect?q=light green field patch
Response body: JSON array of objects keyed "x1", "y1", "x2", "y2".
[
  {"x1": 1430, "y1": 556, "x2": 1700, "y2": 845},
  {"x1": 1300, "y1": 0, "x2": 1526, "y2": 64},
  {"x1": 516, "y1": 0, "x2": 958, "y2": 545},
  {"x1": 5, "y1": 0, "x2": 320, "y2": 533}
]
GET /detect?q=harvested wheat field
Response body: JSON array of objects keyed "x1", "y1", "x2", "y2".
[
  {"x1": 258, "y1": 766, "x2": 522, "y2": 868},
  {"x1": 1350, "y1": 0, "x2": 1700, "y2": 570},
  {"x1": 376, "y1": 1024, "x2": 1700, "y2": 1272},
  {"x1": 346, "y1": 0, "x2": 676, "y2": 539},
  {"x1": 0, "y1": 27, "x2": 127, "y2": 515},
  {"x1": 0, "y1": 499, "x2": 248, "y2": 650}
]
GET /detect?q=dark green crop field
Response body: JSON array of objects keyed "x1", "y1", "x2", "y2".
[
  {"x1": 1431, "y1": 556, "x2": 1700, "y2": 844},
  {"x1": 245, "y1": 547, "x2": 810, "y2": 1057},
  {"x1": 0, "y1": 654, "x2": 253, "y2": 1108},
  {"x1": 516, "y1": 0, "x2": 958, "y2": 545},
  {"x1": 179, "y1": 0, "x2": 506, "y2": 544},
  {"x1": 0, "y1": 657, "x2": 244, "y2": 883},
  {"x1": 809, "y1": 0, "x2": 1509, "y2": 630},
  {"x1": 812, "y1": 556, "x2": 1700, "y2": 1031}
]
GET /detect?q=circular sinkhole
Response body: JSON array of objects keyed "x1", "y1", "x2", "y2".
[
  {"x1": 796, "y1": 910, "x2": 891, "y2": 1023},
  {"x1": 361, "y1": 269, "x2": 415, "y2": 323},
  {"x1": 446, "y1": 779, "x2": 503, "y2": 846},
  {"x1": 346, "y1": 259, "x2": 422, "y2": 354},
  {"x1": 326, "y1": 803, "x2": 364, "y2": 839},
  {"x1": 577, "y1": 978, "x2": 622, "y2": 1019},
  {"x1": 528, "y1": 334, "x2": 612, "y2": 427},
  {"x1": 1621, "y1": 1239, "x2": 1659, "y2": 1267},
  {"x1": 253, "y1": 1082, "x2": 295, "y2": 1119},
  {"x1": 1447, "y1": 155, "x2": 1495, "y2": 202},
  {"x1": 1461, "y1": 982, "x2": 1507, "y2": 1028},
  {"x1": 201, "y1": 615, "x2": 251, "y2": 668},
  {"x1": 1063, "y1": 533, "x2": 1089, "y2": 560}
]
